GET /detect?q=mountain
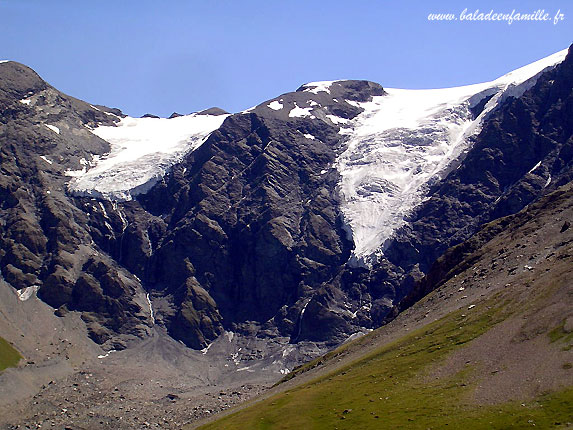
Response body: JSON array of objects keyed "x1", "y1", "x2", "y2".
[
  {"x1": 193, "y1": 179, "x2": 573, "y2": 430},
  {"x1": 0, "y1": 45, "x2": 571, "y2": 429}
]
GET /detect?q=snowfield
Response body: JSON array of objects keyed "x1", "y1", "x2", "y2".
[
  {"x1": 289, "y1": 102, "x2": 314, "y2": 118},
  {"x1": 336, "y1": 49, "x2": 568, "y2": 267},
  {"x1": 67, "y1": 113, "x2": 228, "y2": 200}
]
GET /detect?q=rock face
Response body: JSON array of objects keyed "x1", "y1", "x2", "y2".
[
  {"x1": 0, "y1": 47, "x2": 572, "y2": 354},
  {"x1": 105, "y1": 80, "x2": 386, "y2": 347},
  {"x1": 0, "y1": 62, "x2": 150, "y2": 348}
]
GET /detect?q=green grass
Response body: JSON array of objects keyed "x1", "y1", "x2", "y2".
[
  {"x1": 548, "y1": 320, "x2": 573, "y2": 351},
  {"x1": 0, "y1": 336, "x2": 21, "y2": 372},
  {"x1": 195, "y1": 300, "x2": 572, "y2": 430}
]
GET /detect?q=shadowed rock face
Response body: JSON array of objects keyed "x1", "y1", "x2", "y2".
[
  {"x1": 129, "y1": 82, "x2": 385, "y2": 346},
  {"x1": 0, "y1": 47, "x2": 572, "y2": 352}
]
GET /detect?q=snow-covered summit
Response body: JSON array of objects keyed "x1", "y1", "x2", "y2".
[
  {"x1": 337, "y1": 48, "x2": 568, "y2": 267},
  {"x1": 67, "y1": 112, "x2": 228, "y2": 200}
]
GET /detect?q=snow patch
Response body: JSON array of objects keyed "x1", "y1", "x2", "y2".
[
  {"x1": 528, "y1": 160, "x2": 542, "y2": 173},
  {"x1": 302, "y1": 80, "x2": 337, "y2": 94},
  {"x1": 146, "y1": 293, "x2": 155, "y2": 325},
  {"x1": 303, "y1": 133, "x2": 316, "y2": 140},
  {"x1": 268, "y1": 100, "x2": 283, "y2": 110},
  {"x1": 98, "y1": 202, "x2": 109, "y2": 219},
  {"x1": 201, "y1": 342, "x2": 214, "y2": 355},
  {"x1": 337, "y1": 48, "x2": 568, "y2": 267},
  {"x1": 97, "y1": 350, "x2": 116, "y2": 359},
  {"x1": 326, "y1": 115, "x2": 349, "y2": 125},
  {"x1": 20, "y1": 98, "x2": 31, "y2": 105},
  {"x1": 16, "y1": 285, "x2": 40, "y2": 301},
  {"x1": 65, "y1": 167, "x2": 86, "y2": 178},
  {"x1": 346, "y1": 100, "x2": 362, "y2": 108},
  {"x1": 289, "y1": 102, "x2": 314, "y2": 118},
  {"x1": 45, "y1": 124, "x2": 60, "y2": 134},
  {"x1": 103, "y1": 110, "x2": 120, "y2": 118},
  {"x1": 66, "y1": 113, "x2": 228, "y2": 201},
  {"x1": 40, "y1": 155, "x2": 53, "y2": 165}
]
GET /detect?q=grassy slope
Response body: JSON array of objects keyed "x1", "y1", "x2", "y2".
[
  {"x1": 196, "y1": 287, "x2": 572, "y2": 430},
  {"x1": 0, "y1": 336, "x2": 21, "y2": 372}
]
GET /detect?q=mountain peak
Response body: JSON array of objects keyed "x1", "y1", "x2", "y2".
[
  {"x1": 296, "y1": 79, "x2": 386, "y2": 101},
  {"x1": 0, "y1": 60, "x2": 49, "y2": 104}
]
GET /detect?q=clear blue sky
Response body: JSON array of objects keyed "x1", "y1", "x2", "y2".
[{"x1": 1, "y1": 1, "x2": 570, "y2": 117}]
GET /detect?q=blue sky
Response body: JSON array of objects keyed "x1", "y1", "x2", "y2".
[{"x1": 1, "y1": 1, "x2": 570, "y2": 117}]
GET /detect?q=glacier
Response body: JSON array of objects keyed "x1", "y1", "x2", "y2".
[
  {"x1": 66, "y1": 112, "x2": 229, "y2": 201},
  {"x1": 335, "y1": 48, "x2": 568, "y2": 267}
]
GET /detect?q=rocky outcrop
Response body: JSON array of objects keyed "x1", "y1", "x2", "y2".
[{"x1": 0, "y1": 62, "x2": 390, "y2": 350}]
